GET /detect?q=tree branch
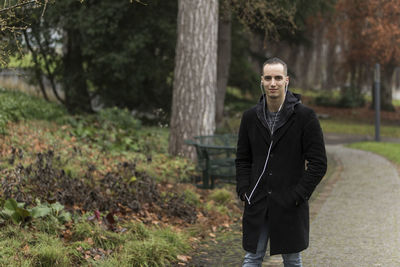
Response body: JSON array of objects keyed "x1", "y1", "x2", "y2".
[{"x1": 0, "y1": 0, "x2": 38, "y2": 14}]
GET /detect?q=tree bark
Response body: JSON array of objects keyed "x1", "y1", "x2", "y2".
[
  {"x1": 169, "y1": 0, "x2": 219, "y2": 158},
  {"x1": 22, "y1": 30, "x2": 49, "y2": 102},
  {"x1": 215, "y1": 2, "x2": 231, "y2": 125},
  {"x1": 34, "y1": 31, "x2": 65, "y2": 105},
  {"x1": 380, "y1": 64, "x2": 395, "y2": 111},
  {"x1": 63, "y1": 28, "x2": 92, "y2": 113}
]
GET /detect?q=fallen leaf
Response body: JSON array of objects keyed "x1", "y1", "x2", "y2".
[
  {"x1": 177, "y1": 255, "x2": 191, "y2": 262},
  {"x1": 22, "y1": 244, "x2": 30, "y2": 253},
  {"x1": 208, "y1": 233, "x2": 216, "y2": 238},
  {"x1": 94, "y1": 255, "x2": 102, "y2": 261}
]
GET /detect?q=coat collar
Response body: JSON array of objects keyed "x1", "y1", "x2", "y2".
[
  {"x1": 254, "y1": 90, "x2": 300, "y2": 149},
  {"x1": 255, "y1": 112, "x2": 296, "y2": 149}
]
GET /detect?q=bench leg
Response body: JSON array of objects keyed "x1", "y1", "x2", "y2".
[{"x1": 202, "y1": 170, "x2": 210, "y2": 189}]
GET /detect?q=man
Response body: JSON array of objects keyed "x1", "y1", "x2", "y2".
[{"x1": 235, "y1": 57, "x2": 327, "y2": 267}]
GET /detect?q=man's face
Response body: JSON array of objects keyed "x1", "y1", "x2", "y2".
[{"x1": 261, "y1": 63, "x2": 289, "y2": 100}]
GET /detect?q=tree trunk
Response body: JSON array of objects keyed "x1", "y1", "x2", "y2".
[
  {"x1": 215, "y1": 2, "x2": 231, "y2": 125},
  {"x1": 63, "y1": 28, "x2": 92, "y2": 113},
  {"x1": 379, "y1": 64, "x2": 395, "y2": 111},
  {"x1": 23, "y1": 30, "x2": 49, "y2": 102},
  {"x1": 169, "y1": 0, "x2": 219, "y2": 158}
]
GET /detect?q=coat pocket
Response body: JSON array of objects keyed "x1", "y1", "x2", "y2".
[{"x1": 270, "y1": 189, "x2": 297, "y2": 210}]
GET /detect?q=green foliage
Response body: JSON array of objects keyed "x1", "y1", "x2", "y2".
[
  {"x1": 19, "y1": 0, "x2": 177, "y2": 114},
  {"x1": 72, "y1": 220, "x2": 124, "y2": 250},
  {"x1": 0, "y1": 219, "x2": 190, "y2": 266},
  {"x1": 314, "y1": 88, "x2": 365, "y2": 108},
  {"x1": 228, "y1": 20, "x2": 260, "y2": 95},
  {"x1": 0, "y1": 88, "x2": 67, "y2": 134},
  {"x1": 337, "y1": 87, "x2": 366, "y2": 108},
  {"x1": 209, "y1": 189, "x2": 233, "y2": 206},
  {"x1": 99, "y1": 224, "x2": 189, "y2": 267},
  {"x1": 0, "y1": 198, "x2": 30, "y2": 225},
  {"x1": 98, "y1": 107, "x2": 142, "y2": 131},
  {"x1": 29, "y1": 234, "x2": 72, "y2": 267},
  {"x1": 205, "y1": 201, "x2": 230, "y2": 215},
  {"x1": 346, "y1": 142, "x2": 400, "y2": 164},
  {"x1": 30, "y1": 200, "x2": 72, "y2": 224},
  {"x1": 64, "y1": 108, "x2": 144, "y2": 153},
  {"x1": 138, "y1": 154, "x2": 197, "y2": 183},
  {"x1": 0, "y1": 198, "x2": 71, "y2": 227},
  {"x1": 182, "y1": 189, "x2": 201, "y2": 207},
  {"x1": 320, "y1": 120, "x2": 400, "y2": 138}
]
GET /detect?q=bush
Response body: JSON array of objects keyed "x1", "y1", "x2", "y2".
[
  {"x1": 314, "y1": 91, "x2": 337, "y2": 107},
  {"x1": 337, "y1": 87, "x2": 365, "y2": 108},
  {"x1": 182, "y1": 189, "x2": 201, "y2": 207},
  {"x1": 314, "y1": 87, "x2": 365, "y2": 108},
  {"x1": 97, "y1": 107, "x2": 142, "y2": 131},
  {"x1": 0, "y1": 88, "x2": 67, "y2": 134},
  {"x1": 209, "y1": 188, "x2": 233, "y2": 205}
]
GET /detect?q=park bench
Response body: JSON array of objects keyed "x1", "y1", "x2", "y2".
[{"x1": 185, "y1": 134, "x2": 237, "y2": 189}]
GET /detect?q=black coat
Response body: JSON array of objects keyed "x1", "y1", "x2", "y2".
[{"x1": 235, "y1": 93, "x2": 327, "y2": 255}]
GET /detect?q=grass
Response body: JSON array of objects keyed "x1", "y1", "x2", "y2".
[
  {"x1": 219, "y1": 115, "x2": 400, "y2": 138},
  {"x1": 0, "y1": 220, "x2": 190, "y2": 266},
  {"x1": 346, "y1": 142, "x2": 400, "y2": 165},
  {"x1": 319, "y1": 119, "x2": 400, "y2": 138}
]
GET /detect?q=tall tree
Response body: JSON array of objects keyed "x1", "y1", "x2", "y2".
[
  {"x1": 215, "y1": 0, "x2": 335, "y2": 123},
  {"x1": 169, "y1": 0, "x2": 219, "y2": 158},
  {"x1": 333, "y1": 0, "x2": 400, "y2": 110},
  {"x1": 215, "y1": 0, "x2": 231, "y2": 125},
  {"x1": 13, "y1": 0, "x2": 177, "y2": 114}
]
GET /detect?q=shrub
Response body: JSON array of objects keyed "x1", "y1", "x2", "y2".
[
  {"x1": 314, "y1": 91, "x2": 337, "y2": 107},
  {"x1": 182, "y1": 189, "x2": 201, "y2": 207},
  {"x1": 337, "y1": 87, "x2": 365, "y2": 108},
  {"x1": 209, "y1": 188, "x2": 233, "y2": 205},
  {"x1": 98, "y1": 107, "x2": 141, "y2": 131},
  {"x1": 0, "y1": 88, "x2": 67, "y2": 134},
  {"x1": 314, "y1": 87, "x2": 365, "y2": 108}
]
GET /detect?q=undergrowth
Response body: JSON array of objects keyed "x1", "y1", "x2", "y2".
[{"x1": 0, "y1": 88, "x2": 241, "y2": 266}]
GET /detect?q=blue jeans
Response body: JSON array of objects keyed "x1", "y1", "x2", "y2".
[{"x1": 242, "y1": 218, "x2": 302, "y2": 267}]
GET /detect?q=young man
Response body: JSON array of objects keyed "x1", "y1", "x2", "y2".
[{"x1": 235, "y1": 57, "x2": 327, "y2": 267}]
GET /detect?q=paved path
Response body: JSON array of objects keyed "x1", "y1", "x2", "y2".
[
  {"x1": 303, "y1": 145, "x2": 400, "y2": 266},
  {"x1": 188, "y1": 145, "x2": 400, "y2": 266}
]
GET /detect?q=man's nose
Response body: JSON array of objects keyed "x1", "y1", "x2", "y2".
[{"x1": 271, "y1": 79, "x2": 277, "y2": 86}]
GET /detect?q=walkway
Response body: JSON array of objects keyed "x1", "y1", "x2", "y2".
[
  {"x1": 188, "y1": 144, "x2": 400, "y2": 266},
  {"x1": 302, "y1": 145, "x2": 400, "y2": 266}
]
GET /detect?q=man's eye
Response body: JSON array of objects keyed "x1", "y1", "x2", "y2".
[
  {"x1": 264, "y1": 76, "x2": 272, "y2": 80},
  {"x1": 275, "y1": 76, "x2": 283, "y2": 81}
]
